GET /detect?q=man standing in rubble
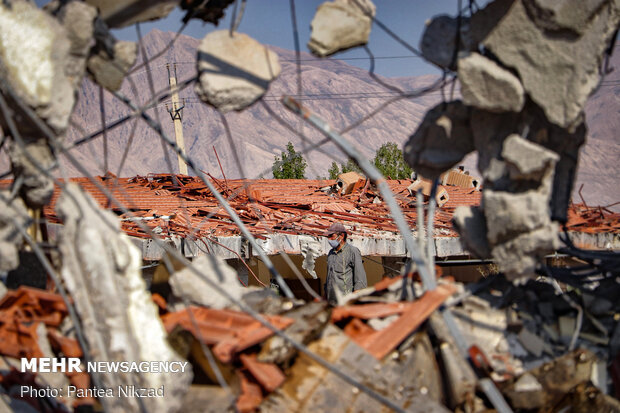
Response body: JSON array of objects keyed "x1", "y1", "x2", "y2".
[{"x1": 324, "y1": 222, "x2": 367, "y2": 306}]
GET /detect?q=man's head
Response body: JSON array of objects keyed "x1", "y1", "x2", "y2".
[{"x1": 325, "y1": 222, "x2": 347, "y2": 250}]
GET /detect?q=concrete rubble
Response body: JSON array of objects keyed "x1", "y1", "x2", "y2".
[
  {"x1": 195, "y1": 30, "x2": 281, "y2": 112},
  {"x1": 308, "y1": 0, "x2": 376, "y2": 57},
  {"x1": 406, "y1": 0, "x2": 619, "y2": 279},
  {"x1": 1, "y1": 243, "x2": 619, "y2": 412}
]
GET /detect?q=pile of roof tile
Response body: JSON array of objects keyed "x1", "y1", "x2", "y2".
[
  {"x1": 39, "y1": 173, "x2": 482, "y2": 240},
  {"x1": 566, "y1": 203, "x2": 620, "y2": 234}
]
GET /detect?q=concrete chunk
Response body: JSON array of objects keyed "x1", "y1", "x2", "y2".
[
  {"x1": 196, "y1": 31, "x2": 281, "y2": 112},
  {"x1": 403, "y1": 101, "x2": 474, "y2": 180},
  {"x1": 0, "y1": 1, "x2": 74, "y2": 134},
  {"x1": 420, "y1": 15, "x2": 473, "y2": 70},
  {"x1": 505, "y1": 373, "x2": 545, "y2": 409},
  {"x1": 502, "y1": 134, "x2": 560, "y2": 181},
  {"x1": 0, "y1": 191, "x2": 27, "y2": 272},
  {"x1": 308, "y1": 0, "x2": 375, "y2": 57},
  {"x1": 8, "y1": 139, "x2": 55, "y2": 208},
  {"x1": 483, "y1": 189, "x2": 551, "y2": 244},
  {"x1": 87, "y1": 40, "x2": 137, "y2": 92},
  {"x1": 169, "y1": 254, "x2": 246, "y2": 310},
  {"x1": 458, "y1": 52, "x2": 525, "y2": 113},
  {"x1": 490, "y1": 224, "x2": 559, "y2": 277},
  {"x1": 475, "y1": 0, "x2": 620, "y2": 129}
]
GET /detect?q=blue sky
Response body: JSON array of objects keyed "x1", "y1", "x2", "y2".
[
  {"x1": 35, "y1": 1, "x2": 467, "y2": 78},
  {"x1": 114, "y1": 1, "x2": 462, "y2": 77}
]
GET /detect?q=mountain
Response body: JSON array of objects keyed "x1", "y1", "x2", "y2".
[
  {"x1": 6, "y1": 29, "x2": 620, "y2": 208},
  {"x1": 64, "y1": 29, "x2": 447, "y2": 183}
]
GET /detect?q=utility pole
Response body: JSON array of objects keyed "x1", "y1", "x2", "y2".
[{"x1": 166, "y1": 63, "x2": 188, "y2": 175}]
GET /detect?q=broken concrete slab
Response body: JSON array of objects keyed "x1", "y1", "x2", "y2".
[
  {"x1": 169, "y1": 254, "x2": 246, "y2": 310},
  {"x1": 403, "y1": 101, "x2": 474, "y2": 180},
  {"x1": 84, "y1": 0, "x2": 179, "y2": 28},
  {"x1": 195, "y1": 30, "x2": 281, "y2": 112},
  {"x1": 427, "y1": 312, "x2": 478, "y2": 408},
  {"x1": 458, "y1": 52, "x2": 525, "y2": 113},
  {"x1": 474, "y1": 0, "x2": 620, "y2": 129},
  {"x1": 56, "y1": 184, "x2": 192, "y2": 413},
  {"x1": 308, "y1": 0, "x2": 375, "y2": 57},
  {"x1": 87, "y1": 40, "x2": 137, "y2": 92},
  {"x1": 0, "y1": 0, "x2": 75, "y2": 134},
  {"x1": 420, "y1": 15, "x2": 473, "y2": 70}
]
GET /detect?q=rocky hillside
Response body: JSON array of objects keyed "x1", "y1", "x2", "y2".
[{"x1": 58, "y1": 30, "x2": 620, "y2": 208}]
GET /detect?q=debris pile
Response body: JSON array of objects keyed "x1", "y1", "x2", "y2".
[{"x1": 3, "y1": 266, "x2": 620, "y2": 412}]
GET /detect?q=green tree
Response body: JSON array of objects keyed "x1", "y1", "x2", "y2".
[
  {"x1": 272, "y1": 142, "x2": 307, "y2": 179},
  {"x1": 327, "y1": 159, "x2": 363, "y2": 179},
  {"x1": 372, "y1": 142, "x2": 412, "y2": 179},
  {"x1": 328, "y1": 161, "x2": 340, "y2": 179}
]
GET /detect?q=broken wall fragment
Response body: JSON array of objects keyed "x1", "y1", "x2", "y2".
[
  {"x1": 56, "y1": 184, "x2": 191, "y2": 413},
  {"x1": 308, "y1": 0, "x2": 376, "y2": 57},
  {"x1": 196, "y1": 31, "x2": 281, "y2": 112}
]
